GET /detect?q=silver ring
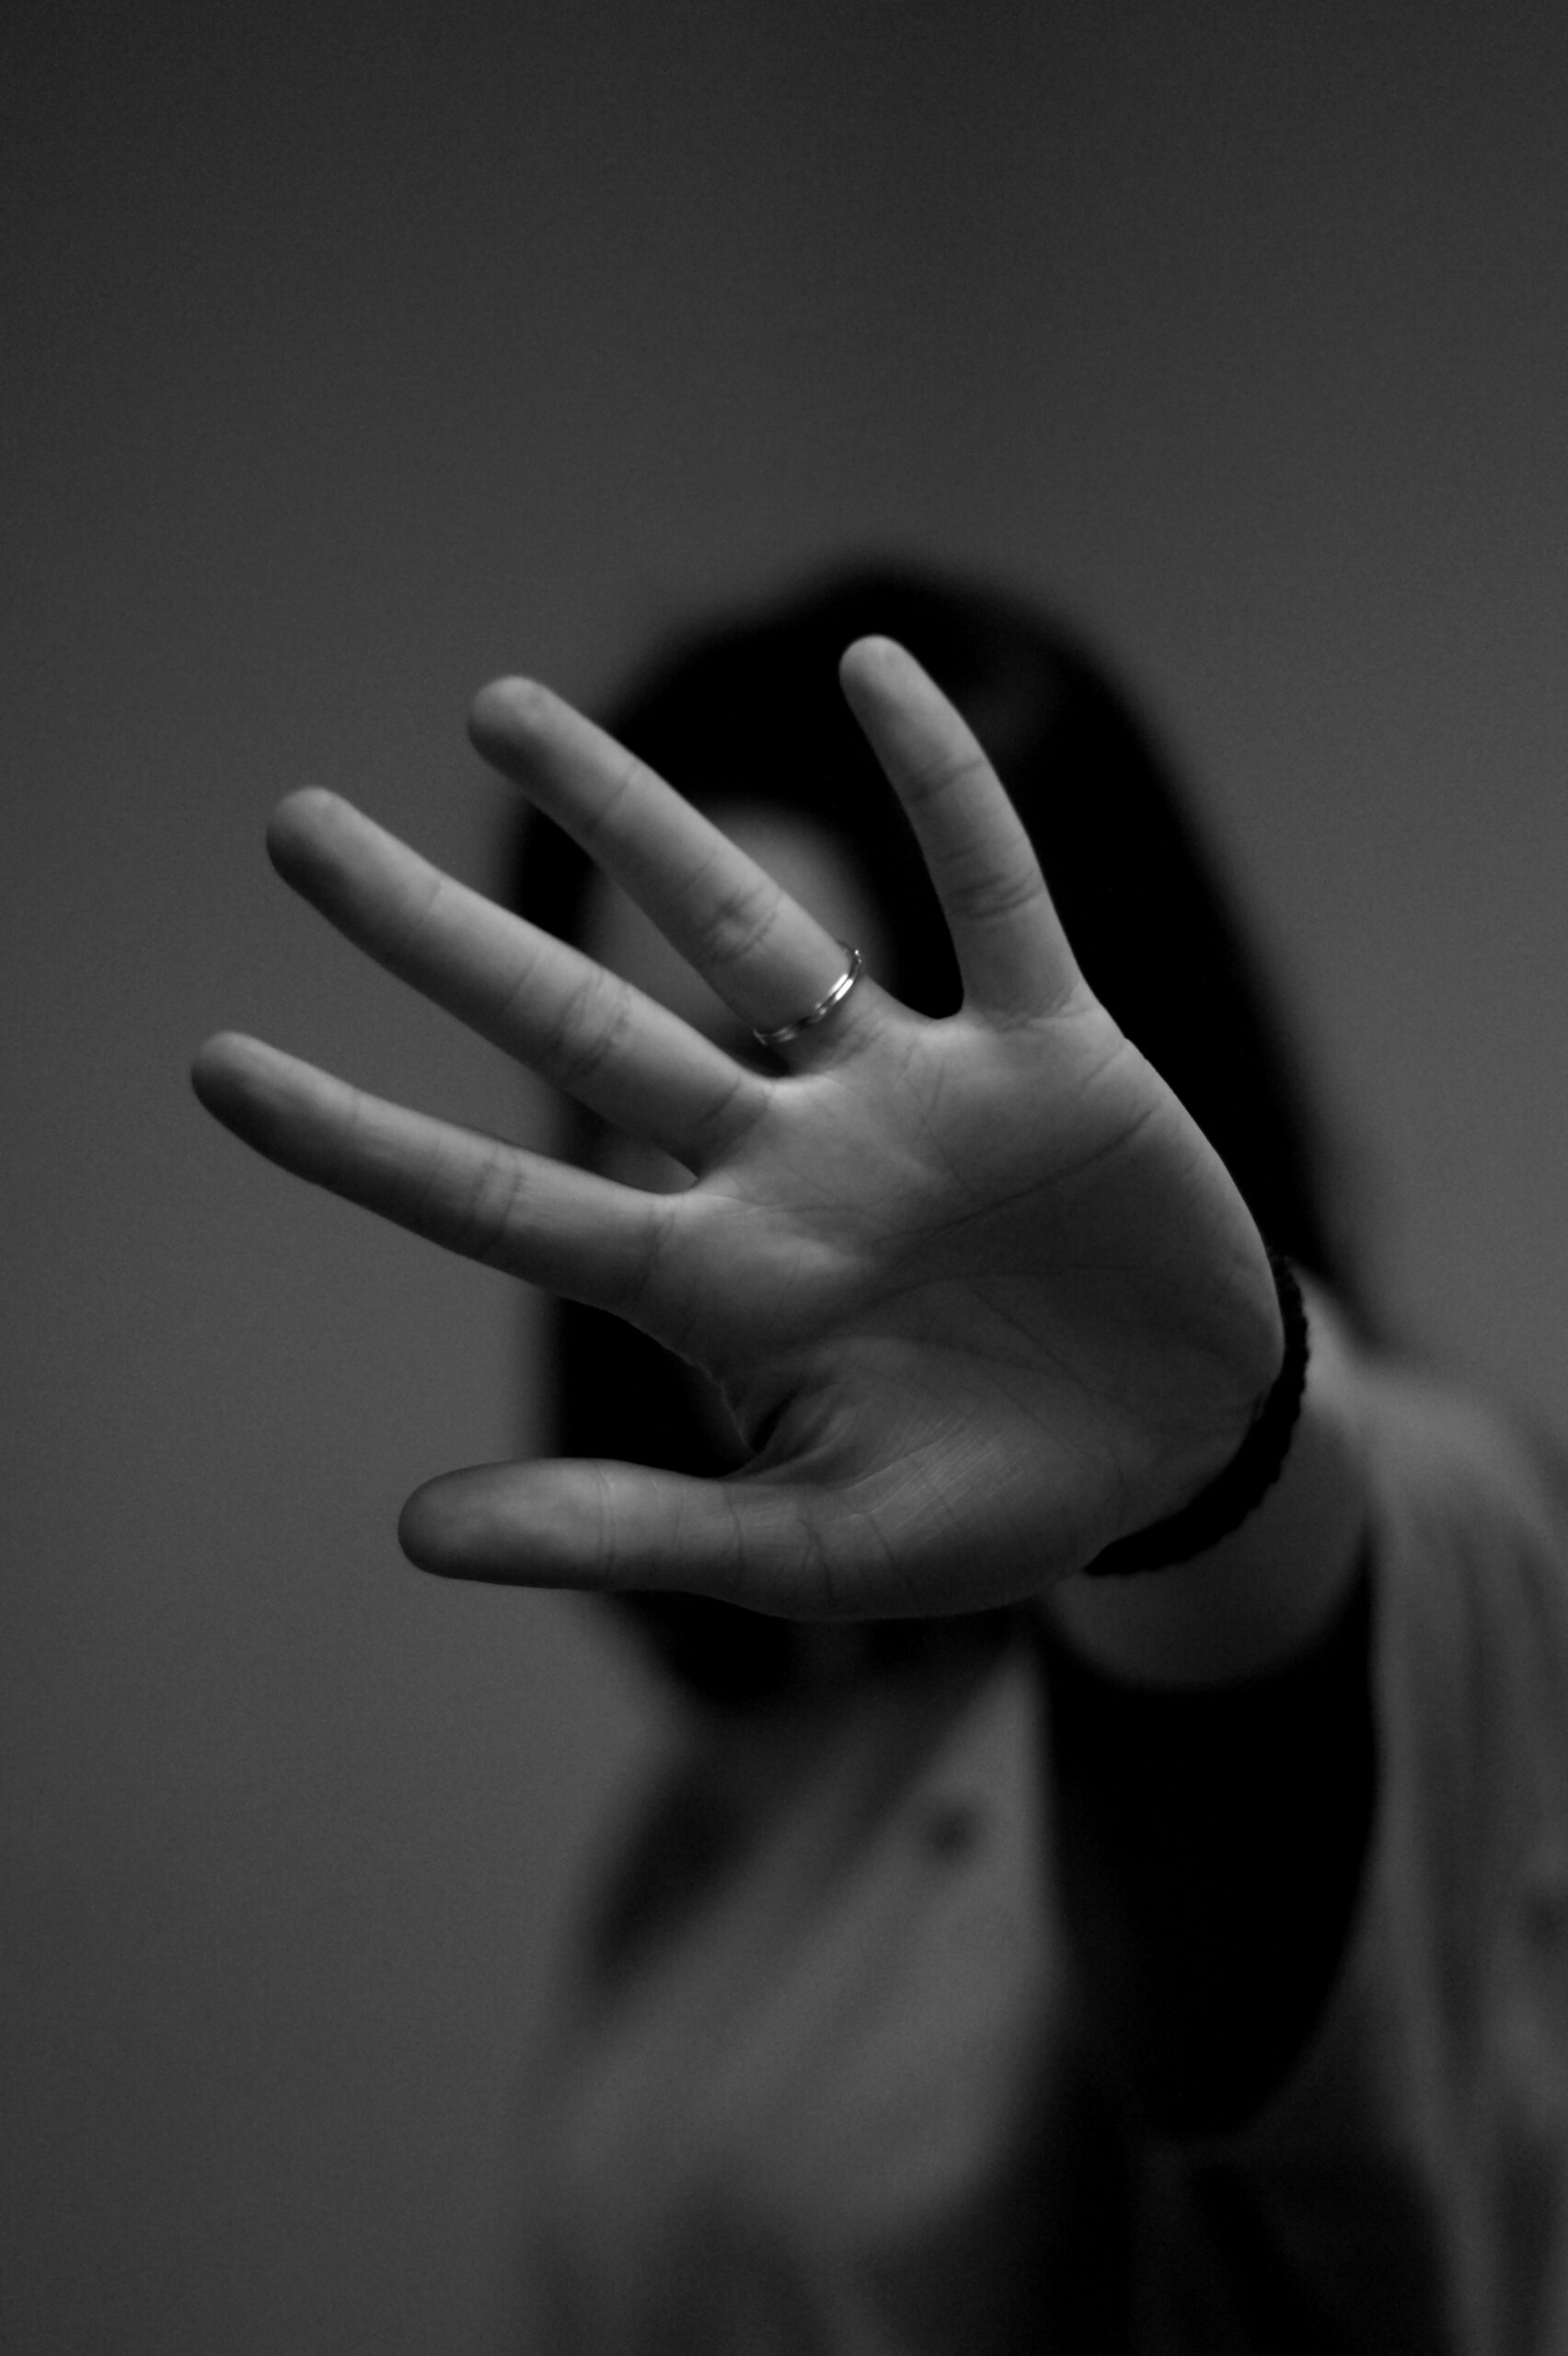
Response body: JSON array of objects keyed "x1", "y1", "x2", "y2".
[{"x1": 754, "y1": 945, "x2": 864, "y2": 1050}]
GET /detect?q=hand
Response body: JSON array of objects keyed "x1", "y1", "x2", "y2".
[{"x1": 192, "y1": 639, "x2": 1282, "y2": 1618}]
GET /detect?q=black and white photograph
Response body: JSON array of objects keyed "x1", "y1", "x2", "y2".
[{"x1": 8, "y1": 4, "x2": 1568, "y2": 2348}]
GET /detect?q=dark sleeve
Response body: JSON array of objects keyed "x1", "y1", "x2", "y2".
[{"x1": 1037, "y1": 1549, "x2": 1377, "y2": 2136}]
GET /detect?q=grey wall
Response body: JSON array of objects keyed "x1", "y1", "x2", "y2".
[{"x1": 7, "y1": 2, "x2": 1568, "y2": 2348}]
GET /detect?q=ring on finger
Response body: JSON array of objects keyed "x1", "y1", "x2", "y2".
[{"x1": 754, "y1": 945, "x2": 864, "y2": 1051}]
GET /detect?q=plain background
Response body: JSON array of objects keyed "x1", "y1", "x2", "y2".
[{"x1": 7, "y1": 1, "x2": 1568, "y2": 2347}]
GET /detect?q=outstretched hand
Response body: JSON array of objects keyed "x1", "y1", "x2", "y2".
[{"x1": 193, "y1": 639, "x2": 1282, "y2": 1618}]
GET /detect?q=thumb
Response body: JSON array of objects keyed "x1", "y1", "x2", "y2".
[{"x1": 398, "y1": 1458, "x2": 836, "y2": 1614}]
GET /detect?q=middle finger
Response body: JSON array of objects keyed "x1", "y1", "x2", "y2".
[{"x1": 267, "y1": 788, "x2": 767, "y2": 1166}]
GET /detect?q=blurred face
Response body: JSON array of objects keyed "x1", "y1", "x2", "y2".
[{"x1": 579, "y1": 803, "x2": 891, "y2": 1190}]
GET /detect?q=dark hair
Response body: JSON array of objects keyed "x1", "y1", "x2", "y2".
[{"x1": 511, "y1": 562, "x2": 1373, "y2": 1702}]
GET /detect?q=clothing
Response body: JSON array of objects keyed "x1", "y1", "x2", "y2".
[
  {"x1": 514, "y1": 1362, "x2": 1568, "y2": 2353},
  {"x1": 1039, "y1": 1551, "x2": 1374, "y2": 2138}
]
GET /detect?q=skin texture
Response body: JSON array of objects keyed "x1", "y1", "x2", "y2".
[{"x1": 193, "y1": 639, "x2": 1340, "y2": 1630}]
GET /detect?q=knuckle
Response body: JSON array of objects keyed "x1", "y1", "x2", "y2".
[
  {"x1": 576, "y1": 746, "x2": 649, "y2": 850},
  {"x1": 430, "y1": 1143, "x2": 526, "y2": 1266},
  {"x1": 685, "y1": 866, "x2": 781, "y2": 974},
  {"x1": 548, "y1": 964, "x2": 636, "y2": 1092},
  {"x1": 904, "y1": 743, "x2": 992, "y2": 808},
  {"x1": 945, "y1": 858, "x2": 1048, "y2": 929},
  {"x1": 386, "y1": 866, "x2": 455, "y2": 967}
]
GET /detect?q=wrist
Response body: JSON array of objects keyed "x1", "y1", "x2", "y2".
[
  {"x1": 1086, "y1": 1248, "x2": 1307, "y2": 1579},
  {"x1": 1042, "y1": 1283, "x2": 1368, "y2": 1688}
]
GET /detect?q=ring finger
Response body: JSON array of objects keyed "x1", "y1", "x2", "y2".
[{"x1": 468, "y1": 677, "x2": 871, "y2": 1045}]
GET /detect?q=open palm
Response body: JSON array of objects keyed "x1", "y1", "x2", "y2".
[{"x1": 193, "y1": 639, "x2": 1281, "y2": 1617}]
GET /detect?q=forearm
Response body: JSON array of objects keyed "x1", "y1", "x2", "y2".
[
  {"x1": 1043, "y1": 1280, "x2": 1370, "y2": 1689},
  {"x1": 1038, "y1": 1283, "x2": 1377, "y2": 2130},
  {"x1": 1040, "y1": 1543, "x2": 1376, "y2": 2131}
]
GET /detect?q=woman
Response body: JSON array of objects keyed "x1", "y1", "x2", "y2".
[{"x1": 194, "y1": 567, "x2": 1568, "y2": 2350}]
